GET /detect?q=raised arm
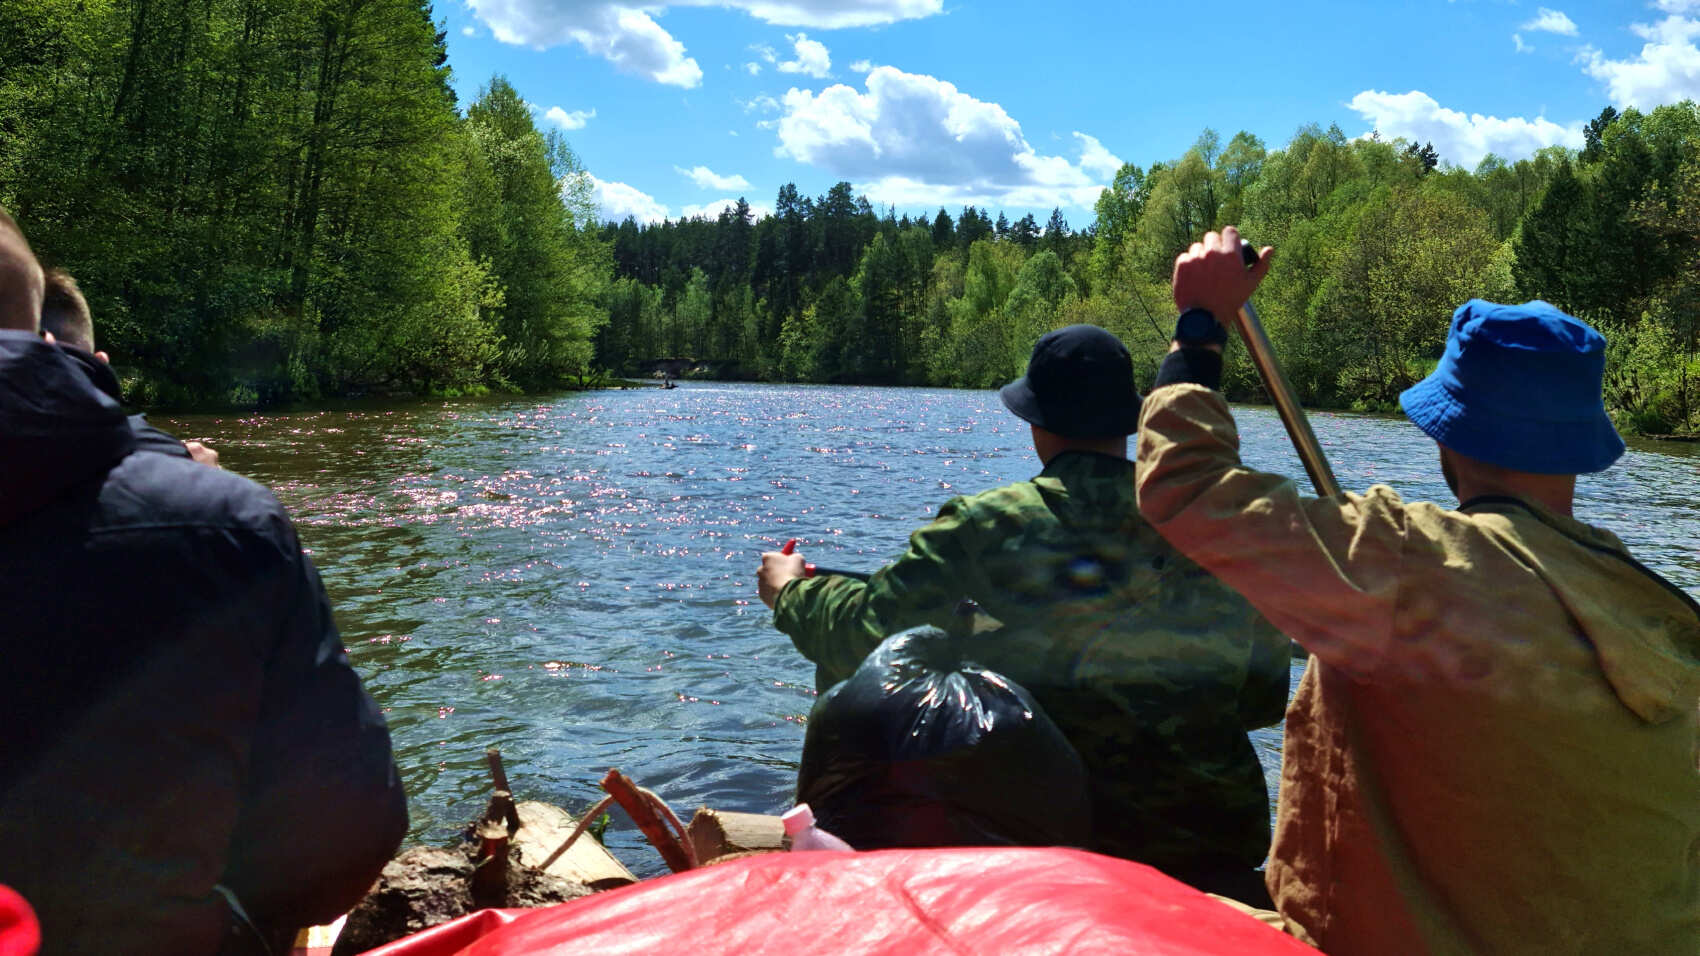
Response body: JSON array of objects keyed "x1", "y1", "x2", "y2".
[
  {"x1": 771, "y1": 497, "x2": 983, "y2": 688},
  {"x1": 1135, "y1": 228, "x2": 1408, "y2": 677}
]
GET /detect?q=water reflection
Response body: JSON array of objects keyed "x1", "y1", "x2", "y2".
[{"x1": 158, "y1": 387, "x2": 1700, "y2": 874}]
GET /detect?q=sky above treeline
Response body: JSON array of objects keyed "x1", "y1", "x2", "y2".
[{"x1": 437, "y1": 0, "x2": 1700, "y2": 225}]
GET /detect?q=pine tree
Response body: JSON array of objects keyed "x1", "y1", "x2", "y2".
[
  {"x1": 1011, "y1": 213, "x2": 1040, "y2": 248},
  {"x1": 1043, "y1": 208, "x2": 1070, "y2": 255},
  {"x1": 932, "y1": 208, "x2": 955, "y2": 247}
]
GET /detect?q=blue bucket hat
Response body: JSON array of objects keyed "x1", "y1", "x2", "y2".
[
  {"x1": 999, "y1": 325, "x2": 1141, "y2": 438},
  {"x1": 1399, "y1": 299, "x2": 1624, "y2": 475}
]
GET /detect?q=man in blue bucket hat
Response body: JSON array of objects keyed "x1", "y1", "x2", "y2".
[
  {"x1": 1136, "y1": 227, "x2": 1700, "y2": 954},
  {"x1": 1401, "y1": 298, "x2": 1626, "y2": 481},
  {"x1": 758, "y1": 324, "x2": 1291, "y2": 905}
]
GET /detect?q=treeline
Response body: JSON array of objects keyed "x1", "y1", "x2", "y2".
[
  {"x1": 596, "y1": 104, "x2": 1700, "y2": 435},
  {"x1": 594, "y1": 187, "x2": 1088, "y2": 387},
  {"x1": 0, "y1": 0, "x2": 607, "y2": 405}
]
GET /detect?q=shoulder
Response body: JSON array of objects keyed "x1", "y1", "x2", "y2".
[
  {"x1": 950, "y1": 478, "x2": 1046, "y2": 516},
  {"x1": 126, "y1": 415, "x2": 192, "y2": 459},
  {"x1": 1139, "y1": 382, "x2": 1234, "y2": 428},
  {"x1": 914, "y1": 480, "x2": 1050, "y2": 538},
  {"x1": 96, "y1": 451, "x2": 299, "y2": 553}
]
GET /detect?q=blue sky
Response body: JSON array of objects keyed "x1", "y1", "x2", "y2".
[{"x1": 436, "y1": 0, "x2": 1700, "y2": 225}]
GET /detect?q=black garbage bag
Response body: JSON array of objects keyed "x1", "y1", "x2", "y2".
[{"x1": 796, "y1": 625, "x2": 1093, "y2": 850}]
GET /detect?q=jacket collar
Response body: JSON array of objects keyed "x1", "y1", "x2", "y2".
[{"x1": 0, "y1": 331, "x2": 135, "y2": 525}]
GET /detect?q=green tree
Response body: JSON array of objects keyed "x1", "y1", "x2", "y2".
[
  {"x1": 1090, "y1": 163, "x2": 1148, "y2": 284},
  {"x1": 465, "y1": 76, "x2": 609, "y2": 387},
  {"x1": 1315, "y1": 187, "x2": 1510, "y2": 406},
  {"x1": 1216, "y1": 131, "x2": 1267, "y2": 225},
  {"x1": 931, "y1": 208, "x2": 955, "y2": 247},
  {"x1": 673, "y1": 268, "x2": 712, "y2": 356},
  {"x1": 1003, "y1": 250, "x2": 1078, "y2": 368},
  {"x1": 1042, "y1": 208, "x2": 1071, "y2": 256},
  {"x1": 852, "y1": 233, "x2": 905, "y2": 381}
]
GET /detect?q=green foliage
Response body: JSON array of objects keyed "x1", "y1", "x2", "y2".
[
  {"x1": 589, "y1": 102, "x2": 1700, "y2": 436},
  {"x1": 0, "y1": 1, "x2": 606, "y2": 406},
  {"x1": 1003, "y1": 251, "x2": 1077, "y2": 370},
  {"x1": 465, "y1": 76, "x2": 609, "y2": 389}
]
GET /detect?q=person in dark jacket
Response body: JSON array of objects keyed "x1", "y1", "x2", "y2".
[
  {"x1": 0, "y1": 209, "x2": 407, "y2": 955},
  {"x1": 39, "y1": 266, "x2": 217, "y2": 465}
]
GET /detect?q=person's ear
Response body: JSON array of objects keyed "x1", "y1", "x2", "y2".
[
  {"x1": 41, "y1": 330, "x2": 55, "y2": 345},
  {"x1": 95, "y1": 350, "x2": 109, "y2": 364}
]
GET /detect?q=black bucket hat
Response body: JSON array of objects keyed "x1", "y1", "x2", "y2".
[{"x1": 998, "y1": 325, "x2": 1141, "y2": 439}]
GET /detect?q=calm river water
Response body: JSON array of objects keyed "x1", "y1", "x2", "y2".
[{"x1": 158, "y1": 384, "x2": 1700, "y2": 875}]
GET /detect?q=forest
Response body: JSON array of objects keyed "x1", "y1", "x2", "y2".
[
  {"x1": 1, "y1": 0, "x2": 606, "y2": 404},
  {"x1": 2, "y1": 1, "x2": 1698, "y2": 434},
  {"x1": 599, "y1": 107, "x2": 1700, "y2": 436}
]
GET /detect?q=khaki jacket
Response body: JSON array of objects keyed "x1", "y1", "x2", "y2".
[{"x1": 1136, "y1": 383, "x2": 1700, "y2": 955}]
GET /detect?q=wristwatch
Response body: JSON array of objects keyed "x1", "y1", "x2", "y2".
[{"x1": 1173, "y1": 307, "x2": 1229, "y2": 347}]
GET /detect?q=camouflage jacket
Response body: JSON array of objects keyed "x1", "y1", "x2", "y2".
[{"x1": 774, "y1": 450, "x2": 1290, "y2": 875}]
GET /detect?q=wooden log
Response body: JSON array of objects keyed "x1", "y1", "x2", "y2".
[
  {"x1": 510, "y1": 801, "x2": 637, "y2": 891},
  {"x1": 686, "y1": 809, "x2": 786, "y2": 864}
]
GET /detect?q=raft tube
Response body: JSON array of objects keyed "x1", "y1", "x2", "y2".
[{"x1": 364, "y1": 846, "x2": 1310, "y2": 955}]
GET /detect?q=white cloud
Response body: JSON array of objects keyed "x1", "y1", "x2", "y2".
[
  {"x1": 1581, "y1": 12, "x2": 1700, "y2": 108},
  {"x1": 777, "y1": 32, "x2": 831, "y2": 78},
  {"x1": 466, "y1": 2, "x2": 703, "y2": 87},
  {"x1": 744, "y1": 61, "x2": 762, "y2": 75},
  {"x1": 741, "y1": 94, "x2": 781, "y2": 112},
  {"x1": 751, "y1": 43, "x2": 778, "y2": 63},
  {"x1": 1346, "y1": 89, "x2": 1584, "y2": 166},
  {"x1": 681, "y1": 198, "x2": 773, "y2": 220},
  {"x1": 544, "y1": 106, "x2": 596, "y2": 129},
  {"x1": 676, "y1": 165, "x2": 752, "y2": 190},
  {"x1": 849, "y1": 59, "x2": 873, "y2": 73},
  {"x1": 690, "y1": 0, "x2": 940, "y2": 28},
  {"x1": 462, "y1": 25, "x2": 477, "y2": 36},
  {"x1": 591, "y1": 175, "x2": 670, "y2": 222},
  {"x1": 466, "y1": 1, "x2": 940, "y2": 86},
  {"x1": 1656, "y1": 0, "x2": 1700, "y2": 11},
  {"x1": 1073, "y1": 132, "x2": 1123, "y2": 179},
  {"x1": 1514, "y1": 33, "x2": 1533, "y2": 53},
  {"x1": 1522, "y1": 7, "x2": 1579, "y2": 36},
  {"x1": 770, "y1": 66, "x2": 1114, "y2": 211}
]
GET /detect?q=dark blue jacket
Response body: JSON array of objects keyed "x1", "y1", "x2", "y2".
[{"x1": 0, "y1": 331, "x2": 406, "y2": 954}]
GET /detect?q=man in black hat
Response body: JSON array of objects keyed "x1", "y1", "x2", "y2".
[{"x1": 758, "y1": 324, "x2": 1289, "y2": 903}]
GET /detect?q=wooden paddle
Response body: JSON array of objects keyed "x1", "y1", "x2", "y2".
[{"x1": 1234, "y1": 240, "x2": 1342, "y2": 499}]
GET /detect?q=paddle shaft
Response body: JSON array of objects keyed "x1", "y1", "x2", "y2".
[
  {"x1": 781, "y1": 539, "x2": 871, "y2": 581},
  {"x1": 1233, "y1": 243, "x2": 1342, "y2": 499}
]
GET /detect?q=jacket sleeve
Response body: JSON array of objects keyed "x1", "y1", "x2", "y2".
[
  {"x1": 774, "y1": 497, "x2": 982, "y2": 688},
  {"x1": 1135, "y1": 383, "x2": 1409, "y2": 679},
  {"x1": 220, "y1": 513, "x2": 408, "y2": 929},
  {"x1": 1238, "y1": 614, "x2": 1292, "y2": 729},
  {"x1": 126, "y1": 414, "x2": 192, "y2": 459}
]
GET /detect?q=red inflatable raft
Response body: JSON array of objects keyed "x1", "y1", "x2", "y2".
[{"x1": 363, "y1": 847, "x2": 1310, "y2": 955}]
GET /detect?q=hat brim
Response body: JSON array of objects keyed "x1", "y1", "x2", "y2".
[
  {"x1": 999, "y1": 377, "x2": 1140, "y2": 439},
  {"x1": 1399, "y1": 375, "x2": 1624, "y2": 475}
]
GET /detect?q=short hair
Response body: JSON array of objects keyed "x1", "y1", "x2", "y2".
[
  {"x1": 40, "y1": 269, "x2": 94, "y2": 350},
  {"x1": 0, "y1": 205, "x2": 43, "y2": 332}
]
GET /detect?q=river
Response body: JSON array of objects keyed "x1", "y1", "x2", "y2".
[{"x1": 157, "y1": 383, "x2": 1700, "y2": 875}]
